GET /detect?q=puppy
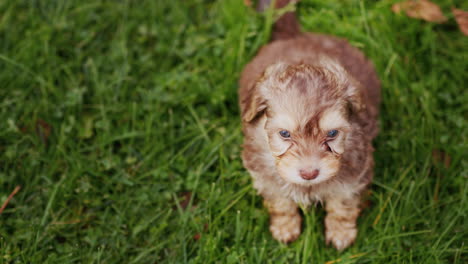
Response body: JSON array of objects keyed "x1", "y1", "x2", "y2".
[{"x1": 239, "y1": 0, "x2": 380, "y2": 250}]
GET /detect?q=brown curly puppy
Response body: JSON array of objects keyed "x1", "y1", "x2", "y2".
[{"x1": 239, "y1": 0, "x2": 380, "y2": 250}]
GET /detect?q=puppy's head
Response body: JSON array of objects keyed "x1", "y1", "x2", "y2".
[{"x1": 242, "y1": 60, "x2": 364, "y2": 185}]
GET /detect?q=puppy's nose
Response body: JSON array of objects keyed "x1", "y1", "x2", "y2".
[{"x1": 299, "y1": 169, "x2": 319, "y2": 180}]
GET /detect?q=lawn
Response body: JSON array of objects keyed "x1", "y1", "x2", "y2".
[{"x1": 0, "y1": 0, "x2": 467, "y2": 263}]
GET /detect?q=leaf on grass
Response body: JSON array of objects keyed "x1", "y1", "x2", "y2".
[
  {"x1": 243, "y1": 0, "x2": 252, "y2": 7},
  {"x1": 392, "y1": 0, "x2": 447, "y2": 23},
  {"x1": 452, "y1": 8, "x2": 468, "y2": 36},
  {"x1": 177, "y1": 191, "x2": 192, "y2": 210},
  {"x1": 193, "y1": 224, "x2": 208, "y2": 241},
  {"x1": 432, "y1": 149, "x2": 451, "y2": 169},
  {"x1": 35, "y1": 119, "x2": 52, "y2": 145}
]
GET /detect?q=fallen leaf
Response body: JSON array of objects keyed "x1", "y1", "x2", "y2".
[
  {"x1": 452, "y1": 8, "x2": 468, "y2": 36},
  {"x1": 392, "y1": 0, "x2": 447, "y2": 23},
  {"x1": 193, "y1": 223, "x2": 209, "y2": 241},
  {"x1": 35, "y1": 119, "x2": 52, "y2": 145},
  {"x1": 243, "y1": 0, "x2": 252, "y2": 7},
  {"x1": 176, "y1": 191, "x2": 192, "y2": 210},
  {"x1": 432, "y1": 149, "x2": 451, "y2": 169}
]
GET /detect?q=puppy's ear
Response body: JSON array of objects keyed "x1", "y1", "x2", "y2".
[
  {"x1": 242, "y1": 87, "x2": 267, "y2": 122},
  {"x1": 345, "y1": 81, "x2": 365, "y2": 116},
  {"x1": 319, "y1": 58, "x2": 365, "y2": 115},
  {"x1": 241, "y1": 63, "x2": 288, "y2": 122}
]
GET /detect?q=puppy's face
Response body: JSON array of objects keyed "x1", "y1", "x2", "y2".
[{"x1": 242, "y1": 62, "x2": 363, "y2": 185}]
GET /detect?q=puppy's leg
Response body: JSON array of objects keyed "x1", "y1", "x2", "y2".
[
  {"x1": 264, "y1": 197, "x2": 301, "y2": 243},
  {"x1": 324, "y1": 194, "x2": 361, "y2": 251}
]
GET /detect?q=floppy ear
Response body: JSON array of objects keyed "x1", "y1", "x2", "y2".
[
  {"x1": 240, "y1": 62, "x2": 289, "y2": 122},
  {"x1": 344, "y1": 81, "x2": 365, "y2": 116},
  {"x1": 241, "y1": 86, "x2": 267, "y2": 123}
]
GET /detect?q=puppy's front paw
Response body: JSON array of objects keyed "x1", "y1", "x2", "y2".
[
  {"x1": 325, "y1": 224, "x2": 357, "y2": 251},
  {"x1": 269, "y1": 213, "x2": 302, "y2": 243}
]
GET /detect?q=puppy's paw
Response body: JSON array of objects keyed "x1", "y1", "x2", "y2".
[
  {"x1": 269, "y1": 213, "x2": 302, "y2": 243},
  {"x1": 325, "y1": 225, "x2": 357, "y2": 251}
]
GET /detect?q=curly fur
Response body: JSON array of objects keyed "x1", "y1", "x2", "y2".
[{"x1": 238, "y1": 0, "x2": 380, "y2": 250}]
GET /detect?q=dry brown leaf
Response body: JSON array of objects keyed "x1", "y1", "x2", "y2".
[
  {"x1": 35, "y1": 119, "x2": 52, "y2": 145},
  {"x1": 193, "y1": 223, "x2": 209, "y2": 241},
  {"x1": 392, "y1": 0, "x2": 447, "y2": 23},
  {"x1": 432, "y1": 149, "x2": 451, "y2": 169},
  {"x1": 243, "y1": 0, "x2": 252, "y2": 7},
  {"x1": 179, "y1": 192, "x2": 192, "y2": 210},
  {"x1": 452, "y1": 8, "x2": 468, "y2": 36},
  {"x1": 173, "y1": 191, "x2": 196, "y2": 210}
]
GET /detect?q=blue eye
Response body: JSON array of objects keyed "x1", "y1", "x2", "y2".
[
  {"x1": 327, "y1": 130, "x2": 338, "y2": 137},
  {"x1": 279, "y1": 130, "x2": 291, "y2": 138}
]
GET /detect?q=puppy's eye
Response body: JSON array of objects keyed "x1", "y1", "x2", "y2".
[
  {"x1": 279, "y1": 130, "x2": 291, "y2": 138},
  {"x1": 327, "y1": 130, "x2": 339, "y2": 138}
]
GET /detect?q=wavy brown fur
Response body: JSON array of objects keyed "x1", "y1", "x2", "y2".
[{"x1": 239, "y1": 0, "x2": 380, "y2": 251}]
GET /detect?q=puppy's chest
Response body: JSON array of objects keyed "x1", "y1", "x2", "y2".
[{"x1": 279, "y1": 178, "x2": 350, "y2": 206}]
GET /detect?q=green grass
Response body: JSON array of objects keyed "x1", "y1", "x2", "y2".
[{"x1": 0, "y1": 0, "x2": 467, "y2": 263}]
